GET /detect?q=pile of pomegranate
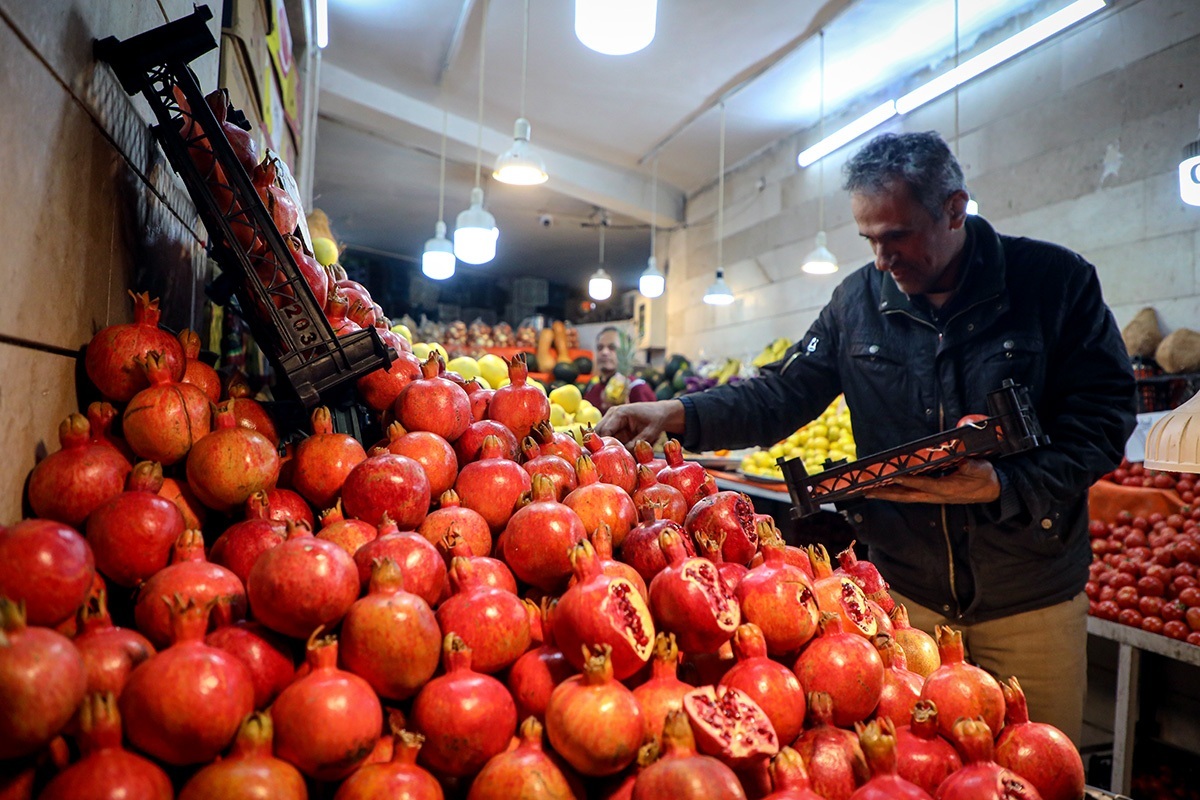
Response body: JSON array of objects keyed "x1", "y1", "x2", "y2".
[{"x1": 0, "y1": 293, "x2": 1090, "y2": 799}]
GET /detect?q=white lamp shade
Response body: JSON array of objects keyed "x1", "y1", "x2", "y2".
[
  {"x1": 965, "y1": 199, "x2": 980, "y2": 215},
  {"x1": 422, "y1": 221, "x2": 456, "y2": 280},
  {"x1": 801, "y1": 231, "x2": 839, "y2": 275},
  {"x1": 1179, "y1": 141, "x2": 1200, "y2": 206},
  {"x1": 639, "y1": 257, "x2": 664, "y2": 298},
  {"x1": 494, "y1": 118, "x2": 548, "y2": 185},
  {"x1": 589, "y1": 268, "x2": 613, "y2": 300},
  {"x1": 454, "y1": 187, "x2": 499, "y2": 265},
  {"x1": 703, "y1": 269, "x2": 735, "y2": 305},
  {"x1": 575, "y1": 0, "x2": 657, "y2": 55}
]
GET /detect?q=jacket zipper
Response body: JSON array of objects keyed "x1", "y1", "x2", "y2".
[{"x1": 936, "y1": 362, "x2": 960, "y2": 619}]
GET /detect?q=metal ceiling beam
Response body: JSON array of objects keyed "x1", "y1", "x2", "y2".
[
  {"x1": 319, "y1": 63, "x2": 684, "y2": 227},
  {"x1": 437, "y1": 0, "x2": 478, "y2": 86}
]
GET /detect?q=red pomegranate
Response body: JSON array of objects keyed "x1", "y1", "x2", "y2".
[
  {"x1": 85, "y1": 291, "x2": 184, "y2": 402},
  {"x1": 686, "y1": 491, "x2": 758, "y2": 567},
  {"x1": 0, "y1": 518, "x2": 94, "y2": 628},
  {"x1": 341, "y1": 558, "x2": 441, "y2": 700},
  {"x1": 464, "y1": 380, "x2": 494, "y2": 422},
  {"x1": 564, "y1": 454, "x2": 637, "y2": 546},
  {"x1": 333, "y1": 728, "x2": 443, "y2": 800},
  {"x1": 73, "y1": 591, "x2": 154, "y2": 698},
  {"x1": 582, "y1": 430, "x2": 638, "y2": 494},
  {"x1": 27, "y1": 413, "x2": 131, "y2": 526},
  {"x1": 720, "y1": 622, "x2": 805, "y2": 746},
  {"x1": 835, "y1": 541, "x2": 894, "y2": 613},
  {"x1": 894, "y1": 700, "x2": 962, "y2": 796},
  {"x1": 436, "y1": 531, "x2": 517, "y2": 594},
  {"x1": 633, "y1": 464, "x2": 687, "y2": 524},
  {"x1": 292, "y1": 406, "x2": 367, "y2": 508},
  {"x1": 178, "y1": 328, "x2": 221, "y2": 403},
  {"x1": 205, "y1": 620, "x2": 296, "y2": 709},
  {"x1": 454, "y1": 419, "x2": 519, "y2": 468},
  {"x1": 378, "y1": 421, "x2": 458, "y2": 498},
  {"x1": 501, "y1": 474, "x2": 587, "y2": 592},
  {"x1": 994, "y1": 677, "x2": 1085, "y2": 800},
  {"x1": 410, "y1": 633, "x2": 518, "y2": 777},
  {"x1": 341, "y1": 453, "x2": 431, "y2": 529},
  {"x1": 937, "y1": 718, "x2": 1044, "y2": 800},
  {"x1": 889, "y1": 604, "x2": 940, "y2": 678},
  {"x1": 620, "y1": 504, "x2": 692, "y2": 585},
  {"x1": 554, "y1": 539, "x2": 655, "y2": 680},
  {"x1": 178, "y1": 711, "x2": 306, "y2": 800},
  {"x1": 488, "y1": 357, "x2": 551, "y2": 440},
  {"x1": 205, "y1": 88, "x2": 259, "y2": 173},
  {"x1": 631, "y1": 711, "x2": 746, "y2": 800},
  {"x1": 809, "y1": 545, "x2": 878, "y2": 638},
  {"x1": 159, "y1": 476, "x2": 207, "y2": 531},
  {"x1": 186, "y1": 402, "x2": 280, "y2": 511},
  {"x1": 394, "y1": 354, "x2": 472, "y2": 442},
  {"x1": 436, "y1": 557, "x2": 532, "y2": 674},
  {"x1": 120, "y1": 598, "x2": 254, "y2": 765},
  {"x1": 40, "y1": 692, "x2": 172, "y2": 800},
  {"x1": 261, "y1": 487, "x2": 315, "y2": 527},
  {"x1": 358, "y1": 349, "x2": 422, "y2": 415},
  {"x1": 633, "y1": 439, "x2": 668, "y2": 476},
  {"x1": 695, "y1": 530, "x2": 749, "y2": 595},
  {"x1": 87, "y1": 461, "x2": 184, "y2": 588},
  {"x1": 325, "y1": 286, "x2": 363, "y2": 336},
  {"x1": 733, "y1": 522, "x2": 818, "y2": 656},
  {"x1": 134, "y1": 530, "x2": 247, "y2": 648},
  {"x1": 683, "y1": 684, "x2": 779, "y2": 768},
  {"x1": 631, "y1": 632, "x2": 692, "y2": 743},
  {"x1": 86, "y1": 400, "x2": 134, "y2": 461},
  {"x1": 793, "y1": 613, "x2": 884, "y2": 728},
  {"x1": 247, "y1": 519, "x2": 359, "y2": 638},
  {"x1": 760, "y1": 748, "x2": 827, "y2": 800},
  {"x1": 252, "y1": 157, "x2": 299, "y2": 234},
  {"x1": 532, "y1": 419, "x2": 583, "y2": 465},
  {"x1": 225, "y1": 377, "x2": 280, "y2": 445},
  {"x1": 546, "y1": 645, "x2": 644, "y2": 777},
  {"x1": 648, "y1": 528, "x2": 741, "y2": 655},
  {"x1": 0, "y1": 598, "x2": 87, "y2": 759},
  {"x1": 577, "y1": 524, "x2": 649, "y2": 602},
  {"x1": 467, "y1": 716, "x2": 574, "y2": 800},
  {"x1": 122, "y1": 351, "x2": 211, "y2": 465},
  {"x1": 353, "y1": 516, "x2": 446, "y2": 606},
  {"x1": 272, "y1": 630, "x2": 384, "y2": 781},
  {"x1": 873, "y1": 633, "x2": 923, "y2": 728},
  {"x1": 520, "y1": 436, "x2": 578, "y2": 500},
  {"x1": 508, "y1": 599, "x2": 577, "y2": 724},
  {"x1": 794, "y1": 692, "x2": 870, "y2": 800},
  {"x1": 919, "y1": 626, "x2": 1005, "y2": 738},
  {"x1": 849, "y1": 719, "x2": 933, "y2": 800},
  {"x1": 209, "y1": 493, "x2": 288, "y2": 585},
  {"x1": 657, "y1": 439, "x2": 717, "y2": 509},
  {"x1": 454, "y1": 435, "x2": 532, "y2": 534},
  {"x1": 316, "y1": 500, "x2": 378, "y2": 556},
  {"x1": 418, "y1": 489, "x2": 492, "y2": 557}
]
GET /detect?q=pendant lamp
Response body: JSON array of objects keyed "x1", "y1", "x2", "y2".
[
  {"x1": 639, "y1": 157, "x2": 665, "y2": 298},
  {"x1": 802, "y1": 31, "x2": 839, "y2": 276},
  {"x1": 704, "y1": 103, "x2": 735, "y2": 306},
  {"x1": 494, "y1": 0, "x2": 547, "y2": 185},
  {"x1": 575, "y1": 0, "x2": 657, "y2": 56},
  {"x1": 454, "y1": 0, "x2": 499, "y2": 264},
  {"x1": 589, "y1": 218, "x2": 613, "y2": 300},
  {"x1": 422, "y1": 112, "x2": 456, "y2": 280}
]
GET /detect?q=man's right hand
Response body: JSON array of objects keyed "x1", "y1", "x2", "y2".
[{"x1": 595, "y1": 399, "x2": 686, "y2": 446}]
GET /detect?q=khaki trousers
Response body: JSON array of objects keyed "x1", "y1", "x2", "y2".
[{"x1": 890, "y1": 590, "x2": 1089, "y2": 746}]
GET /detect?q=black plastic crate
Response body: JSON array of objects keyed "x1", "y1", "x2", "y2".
[{"x1": 94, "y1": 6, "x2": 390, "y2": 408}]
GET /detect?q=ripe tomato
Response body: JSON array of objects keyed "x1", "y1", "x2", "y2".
[
  {"x1": 1177, "y1": 586, "x2": 1200, "y2": 607},
  {"x1": 1162, "y1": 620, "x2": 1190, "y2": 640},
  {"x1": 1094, "y1": 600, "x2": 1120, "y2": 621},
  {"x1": 1187, "y1": 606, "x2": 1200, "y2": 633},
  {"x1": 1138, "y1": 595, "x2": 1165, "y2": 618},
  {"x1": 1115, "y1": 586, "x2": 1140, "y2": 609},
  {"x1": 1137, "y1": 576, "x2": 1165, "y2": 597},
  {"x1": 1141, "y1": 616, "x2": 1165, "y2": 635},
  {"x1": 1162, "y1": 600, "x2": 1187, "y2": 622},
  {"x1": 1187, "y1": 632, "x2": 1200, "y2": 646},
  {"x1": 1117, "y1": 608, "x2": 1144, "y2": 627}
]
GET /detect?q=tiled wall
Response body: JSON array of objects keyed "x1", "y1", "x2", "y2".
[
  {"x1": 0, "y1": 1, "x2": 220, "y2": 522},
  {"x1": 668, "y1": 0, "x2": 1200, "y2": 362}
]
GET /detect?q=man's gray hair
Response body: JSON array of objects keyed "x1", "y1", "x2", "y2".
[{"x1": 842, "y1": 131, "x2": 967, "y2": 220}]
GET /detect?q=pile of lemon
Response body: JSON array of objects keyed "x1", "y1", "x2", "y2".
[
  {"x1": 547, "y1": 384, "x2": 602, "y2": 444},
  {"x1": 740, "y1": 396, "x2": 856, "y2": 479}
]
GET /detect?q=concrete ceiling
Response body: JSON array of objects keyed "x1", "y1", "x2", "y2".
[{"x1": 312, "y1": 0, "x2": 1067, "y2": 293}]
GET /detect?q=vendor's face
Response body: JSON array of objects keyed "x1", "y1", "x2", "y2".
[
  {"x1": 596, "y1": 331, "x2": 619, "y2": 374},
  {"x1": 851, "y1": 180, "x2": 967, "y2": 297}
]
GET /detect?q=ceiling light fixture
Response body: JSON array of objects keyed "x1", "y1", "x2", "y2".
[
  {"x1": 575, "y1": 0, "x2": 657, "y2": 56},
  {"x1": 639, "y1": 157, "x2": 665, "y2": 298},
  {"x1": 1180, "y1": 138, "x2": 1200, "y2": 206},
  {"x1": 589, "y1": 216, "x2": 613, "y2": 301},
  {"x1": 494, "y1": 0, "x2": 548, "y2": 185},
  {"x1": 454, "y1": 0, "x2": 499, "y2": 265},
  {"x1": 704, "y1": 103, "x2": 735, "y2": 306},
  {"x1": 798, "y1": 0, "x2": 1105, "y2": 168},
  {"x1": 803, "y1": 31, "x2": 839, "y2": 276},
  {"x1": 422, "y1": 111, "x2": 456, "y2": 280},
  {"x1": 315, "y1": 0, "x2": 328, "y2": 48}
]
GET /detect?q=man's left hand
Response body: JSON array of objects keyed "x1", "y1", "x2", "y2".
[{"x1": 863, "y1": 458, "x2": 1001, "y2": 504}]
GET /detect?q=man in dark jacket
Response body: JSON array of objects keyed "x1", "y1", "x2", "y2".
[{"x1": 598, "y1": 131, "x2": 1136, "y2": 742}]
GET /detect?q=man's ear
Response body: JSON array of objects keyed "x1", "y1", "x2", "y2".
[{"x1": 945, "y1": 190, "x2": 969, "y2": 230}]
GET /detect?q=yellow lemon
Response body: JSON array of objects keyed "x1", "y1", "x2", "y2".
[
  {"x1": 430, "y1": 343, "x2": 449, "y2": 364},
  {"x1": 477, "y1": 353, "x2": 509, "y2": 388},
  {"x1": 312, "y1": 236, "x2": 339, "y2": 267},
  {"x1": 550, "y1": 404, "x2": 571, "y2": 427},
  {"x1": 474, "y1": 375, "x2": 492, "y2": 390},
  {"x1": 574, "y1": 404, "x2": 602, "y2": 426},
  {"x1": 447, "y1": 356, "x2": 481, "y2": 382},
  {"x1": 390, "y1": 323, "x2": 413, "y2": 342},
  {"x1": 412, "y1": 342, "x2": 432, "y2": 360},
  {"x1": 496, "y1": 378, "x2": 511, "y2": 389},
  {"x1": 549, "y1": 384, "x2": 583, "y2": 415}
]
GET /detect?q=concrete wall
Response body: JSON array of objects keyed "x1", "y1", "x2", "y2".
[
  {"x1": 667, "y1": 0, "x2": 1200, "y2": 363},
  {"x1": 0, "y1": 2, "x2": 220, "y2": 522}
]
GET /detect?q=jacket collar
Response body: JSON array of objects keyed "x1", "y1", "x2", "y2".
[{"x1": 876, "y1": 215, "x2": 1008, "y2": 319}]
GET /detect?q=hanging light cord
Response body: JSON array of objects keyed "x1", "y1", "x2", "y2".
[
  {"x1": 650, "y1": 156, "x2": 658, "y2": 260},
  {"x1": 717, "y1": 102, "x2": 726, "y2": 271},
  {"x1": 953, "y1": 0, "x2": 960, "y2": 157},
  {"x1": 438, "y1": 110, "x2": 448, "y2": 223},
  {"x1": 599, "y1": 216, "x2": 606, "y2": 265},
  {"x1": 519, "y1": 0, "x2": 529, "y2": 119},
  {"x1": 474, "y1": 0, "x2": 489, "y2": 189},
  {"x1": 817, "y1": 29, "x2": 826, "y2": 232}
]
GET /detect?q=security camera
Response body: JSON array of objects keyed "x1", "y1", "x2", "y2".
[{"x1": 538, "y1": 214, "x2": 554, "y2": 228}]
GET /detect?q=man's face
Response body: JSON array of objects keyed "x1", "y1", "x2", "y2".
[
  {"x1": 851, "y1": 180, "x2": 967, "y2": 297},
  {"x1": 596, "y1": 331, "x2": 619, "y2": 374}
]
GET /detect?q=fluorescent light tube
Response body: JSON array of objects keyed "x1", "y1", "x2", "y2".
[
  {"x1": 315, "y1": 0, "x2": 329, "y2": 49},
  {"x1": 798, "y1": 101, "x2": 897, "y2": 167}
]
